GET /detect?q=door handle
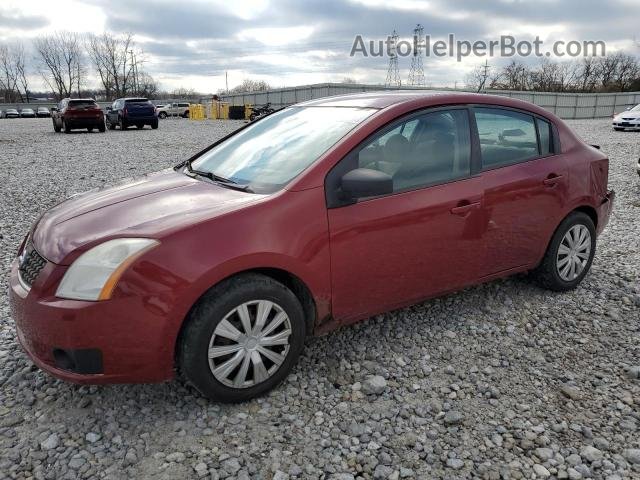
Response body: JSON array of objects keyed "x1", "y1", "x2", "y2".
[
  {"x1": 543, "y1": 174, "x2": 564, "y2": 186},
  {"x1": 450, "y1": 202, "x2": 481, "y2": 215}
]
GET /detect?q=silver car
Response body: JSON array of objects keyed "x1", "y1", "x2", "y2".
[{"x1": 613, "y1": 104, "x2": 640, "y2": 131}]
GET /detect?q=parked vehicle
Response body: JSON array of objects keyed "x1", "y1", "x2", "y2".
[
  {"x1": 4, "y1": 108, "x2": 20, "y2": 118},
  {"x1": 52, "y1": 99, "x2": 105, "y2": 133},
  {"x1": 105, "y1": 98, "x2": 158, "y2": 130},
  {"x1": 9, "y1": 92, "x2": 614, "y2": 402},
  {"x1": 637, "y1": 158, "x2": 640, "y2": 177},
  {"x1": 613, "y1": 104, "x2": 640, "y2": 131},
  {"x1": 20, "y1": 108, "x2": 36, "y2": 118},
  {"x1": 37, "y1": 107, "x2": 51, "y2": 118},
  {"x1": 157, "y1": 102, "x2": 190, "y2": 119},
  {"x1": 249, "y1": 102, "x2": 275, "y2": 121}
]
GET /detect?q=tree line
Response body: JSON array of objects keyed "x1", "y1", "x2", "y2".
[
  {"x1": 0, "y1": 32, "x2": 158, "y2": 103},
  {"x1": 466, "y1": 53, "x2": 640, "y2": 93}
]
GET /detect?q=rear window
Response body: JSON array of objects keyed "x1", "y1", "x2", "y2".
[
  {"x1": 178, "y1": 103, "x2": 189, "y2": 107},
  {"x1": 125, "y1": 98, "x2": 150, "y2": 104},
  {"x1": 69, "y1": 100, "x2": 97, "y2": 107},
  {"x1": 475, "y1": 108, "x2": 539, "y2": 169}
]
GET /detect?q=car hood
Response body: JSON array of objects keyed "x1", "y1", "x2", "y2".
[
  {"x1": 615, "y1": 110, "x2": 640, "y2": 119},
  {"x1": 33, "y1": 169, "x2": 264, "y2": 265}
]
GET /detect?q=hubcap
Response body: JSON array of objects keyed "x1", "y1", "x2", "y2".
[
  {"x1": 208, "y1": 300, "x2": 291, "y2": 389},
  {"x1": 556, "y1": 224, "x2": 591, "y2": 281}
]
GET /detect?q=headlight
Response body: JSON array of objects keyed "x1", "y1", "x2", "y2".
[{"x1": 56, "y1": 238, "x2": 159, "y2": 301}]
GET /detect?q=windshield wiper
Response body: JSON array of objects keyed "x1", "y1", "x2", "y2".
[{"x1": 184, "y1": 159, "x2": 253, "y2": 192}]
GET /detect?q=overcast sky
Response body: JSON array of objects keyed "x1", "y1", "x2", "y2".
[{"x1": 0, "y1": 0, "x2": 638, "y2": 92}]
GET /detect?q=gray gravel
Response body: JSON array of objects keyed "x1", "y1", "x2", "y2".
[{"x1": 0, "y1": 117, "x2": 639, "y2": 479}]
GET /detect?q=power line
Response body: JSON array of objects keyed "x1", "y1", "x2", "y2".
[
  {"x1": 408, "y1": 24, "x2": 425, "y2": 87},
  {"x1": 385, "y1": 30, "x2": 401, "y2": 87}
]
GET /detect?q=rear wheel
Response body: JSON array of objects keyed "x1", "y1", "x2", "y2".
[
  {"x1": 63, "y1": 120, "x2": 71, "y2": 134},
  {"x1": 151, "y1": 119, "x2": 159, "y2": 129},
  {"x1": 119, "y1": 117, "x2": 126, "y2": 130},
  {"x1": 98, "y1": 122, "x2": 106, "y2": 133},
  {"x1": 532, "y1": 211, "x2": 596, "y2": 291},
  {"x1": 178, "y1": 274, "x2": 306, "y2": 403},
  {"x1": 87, "y1": 127, "x2": 93, "y2": 132}
]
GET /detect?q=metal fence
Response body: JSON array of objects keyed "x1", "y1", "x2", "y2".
[{"x1": 219, "y1": 83, "x2": 640, "y2": 119}]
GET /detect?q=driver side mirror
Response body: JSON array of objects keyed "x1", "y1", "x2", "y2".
[{"x1": 341, "y1": 168, "x2": 393, "y2": 200}]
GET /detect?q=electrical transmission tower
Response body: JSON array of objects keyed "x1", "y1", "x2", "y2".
[
  {"x1": 408, "y1": 24, "x2": 426, "y2": 87},
  {"x1": 385, "y1": 30, "x2": 401, "y2": 87}
]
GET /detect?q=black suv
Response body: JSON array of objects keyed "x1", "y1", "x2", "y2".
[{"x1": 105, "y1": 98, "x2": 159, "y2": 130}]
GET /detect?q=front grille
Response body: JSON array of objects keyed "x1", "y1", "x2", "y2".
[{"x1": 18, "y1": 244, "x2": 46, "y2": 287}]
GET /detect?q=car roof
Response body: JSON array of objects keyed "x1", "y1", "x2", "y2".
[{"x1": 296, "y1": 90, "x2": 556, "y2": 119}]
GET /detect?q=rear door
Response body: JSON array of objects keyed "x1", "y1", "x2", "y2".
[
  {"x1": 326, "y1": 107, "x2": 485, "y2": 322},
  {"x1": 472, "y1": 107, "x2": 570, "y2": 277}
]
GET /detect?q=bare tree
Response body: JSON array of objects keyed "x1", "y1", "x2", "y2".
[
  {"x1": 34, "y1": 32, "x2": 86, "y2": 98},
  {"x1": 137, "y1": 72, "x2": 158, "y2": 98},
  {"x1": 85, "y1": 32, "x2": 150, "y2": 99},
  {"x1": 229, "y1": 79, "x2": 272, "y2": 93},
  {"x1": 0, "y1": 44, "x2": 19, "y2": 102}
]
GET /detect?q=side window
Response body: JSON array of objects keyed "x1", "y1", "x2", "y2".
[
  {"x1": 536, "y1": 118, "x2": 552, "y2": 155},
  {"x1": 112, "y1": 100, "x2": 118, "y2": 109},
  {"x1": 357, "y1": 109, "x2": 471, "y2": 192},
  {"x1": 475, "y1": 108, "x2": 539, "y2": 169}
]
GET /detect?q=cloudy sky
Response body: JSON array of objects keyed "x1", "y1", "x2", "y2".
[{"x1": 0, "y1": 0, "x2": 638, "y2": 93}]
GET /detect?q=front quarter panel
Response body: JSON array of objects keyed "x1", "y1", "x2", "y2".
[{"x1": 111, "y1": 186, "x2": 332, "y2": 375}]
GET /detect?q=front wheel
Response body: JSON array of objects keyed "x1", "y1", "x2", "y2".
[
  {"x1": 53, "y1": 120, "x2": 61, "y2": 133},
  {"x1": 63, "y1": 120, "x2": 71, "y2": 134},
  {"x1": 158, "y1": 112, "x2": 167, "y2": 119},
  {"x1": 532, "y1": 211, "x2": 596, "y2": 291},
  {"x1": 178, "y1": 274, "x2": 306, "y2": 403},
  {"x1": 119, "y1": 117, "x2": 127, "y2": 130}
]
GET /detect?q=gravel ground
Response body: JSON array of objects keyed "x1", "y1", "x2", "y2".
[{"x1": 0, "y1": 117, "x2": 638, "y2": 480}]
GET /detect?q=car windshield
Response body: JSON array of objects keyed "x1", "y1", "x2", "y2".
[
  {"x1": 631, "y1": 104, "x2": 640, "y2": 112},
  {"x1": 191, "y1": 106, "x2": 375, "y2": 193},
  {"x1": 69, "y1": 100, "x2": 96, "y2": 107},
  {"x1": 125, "y1": 98, "x2": 149, "y2": 103}
]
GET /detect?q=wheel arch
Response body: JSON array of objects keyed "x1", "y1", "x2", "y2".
[{"x1": 173, "y1": 267, "x2": 318, "y2": 368}]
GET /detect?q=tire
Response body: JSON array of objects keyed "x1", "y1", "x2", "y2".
[
  {"x1": 158, "y1": 112, "x2": 167, "y2": 119},
  {"x1": 249, "y1": 113, "x2": 257, "y2": 121},
  {"x1": 87, "y1": 127, "x2": 93, "y2": 132},
  {"x1": 119, "y1": 117, "x2": 126, "y2": 130},
  {"x1": 183, "y1": 110, "x2": 189, "y2": 118},
  {"x1": 63, "y1": 120, "x2": 71, "y2": 134},
  {"x1": 178, "y1": 273, "x2": 306, "y2": 403},
  {"x1": 151, "y1": 119, "x2": 158, "y2": 129},
  {"x1": 532, "y1": 211, "x2": 596, "y2": 292},
  {"x1": 98, "y1": 122, "x2": 106, "y2": 133},
  {"x1": 53, "y1": 120, "x2": 61, "y2": 133},
  {"x1": 107, "y1": 118, "x2": 116, "y2": 130},
  {"x1": 136, "y1": 124, "x2": 143, "y2": 129}
]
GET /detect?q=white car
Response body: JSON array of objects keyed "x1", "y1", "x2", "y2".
[
  {"x1": 157, "y1": 102, "x2": 190, "y2": 119},
  {"x1": 613, "y1": 104, "x2": 640, "y2": 131}
]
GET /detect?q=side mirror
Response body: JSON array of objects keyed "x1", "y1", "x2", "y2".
[
  {"x1": 341, "y1": 168, "x2": 393, "y2": 199},
  {"x1": 50, "y1": 107, "x2": 58, "y2": 112},
  {"x1": 106, "y1": 106, "x2": 112, "y2": 111}
]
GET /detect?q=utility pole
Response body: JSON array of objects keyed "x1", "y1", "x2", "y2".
[
  {"x1": 385, "y1": 30, "x2": 401, "y2": 88},
  {"x1": 408, "y1": 24, "x2": 426, "y2": 87},
  {"x1": 129, "y1": 50, "x2": 138, "y2": 95},
  {"x1": 225, "y1": 71, "x2": 229, "y2": 94},
  {"x1": 478, "y1": 59, "x2": 490, "y2": 93}
]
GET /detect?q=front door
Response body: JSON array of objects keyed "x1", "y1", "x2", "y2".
[{"x1": 326, "y1": 108, "x2": 485, "y2": 323}]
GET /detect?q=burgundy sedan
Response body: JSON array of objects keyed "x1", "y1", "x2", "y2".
[{"x1": 9, "y1": 92, "x2": 614, "y2": 402}]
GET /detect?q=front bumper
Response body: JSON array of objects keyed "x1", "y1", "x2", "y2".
[
  {"x1": 613, "y1": 121, "x2": 640, "y2": 129},
  {"x1": 596, "y1": 190, "x2": 615, "y2": 235},
  {"x1": 8, "y1": 257, "x2": 176, "y2": 384}
]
